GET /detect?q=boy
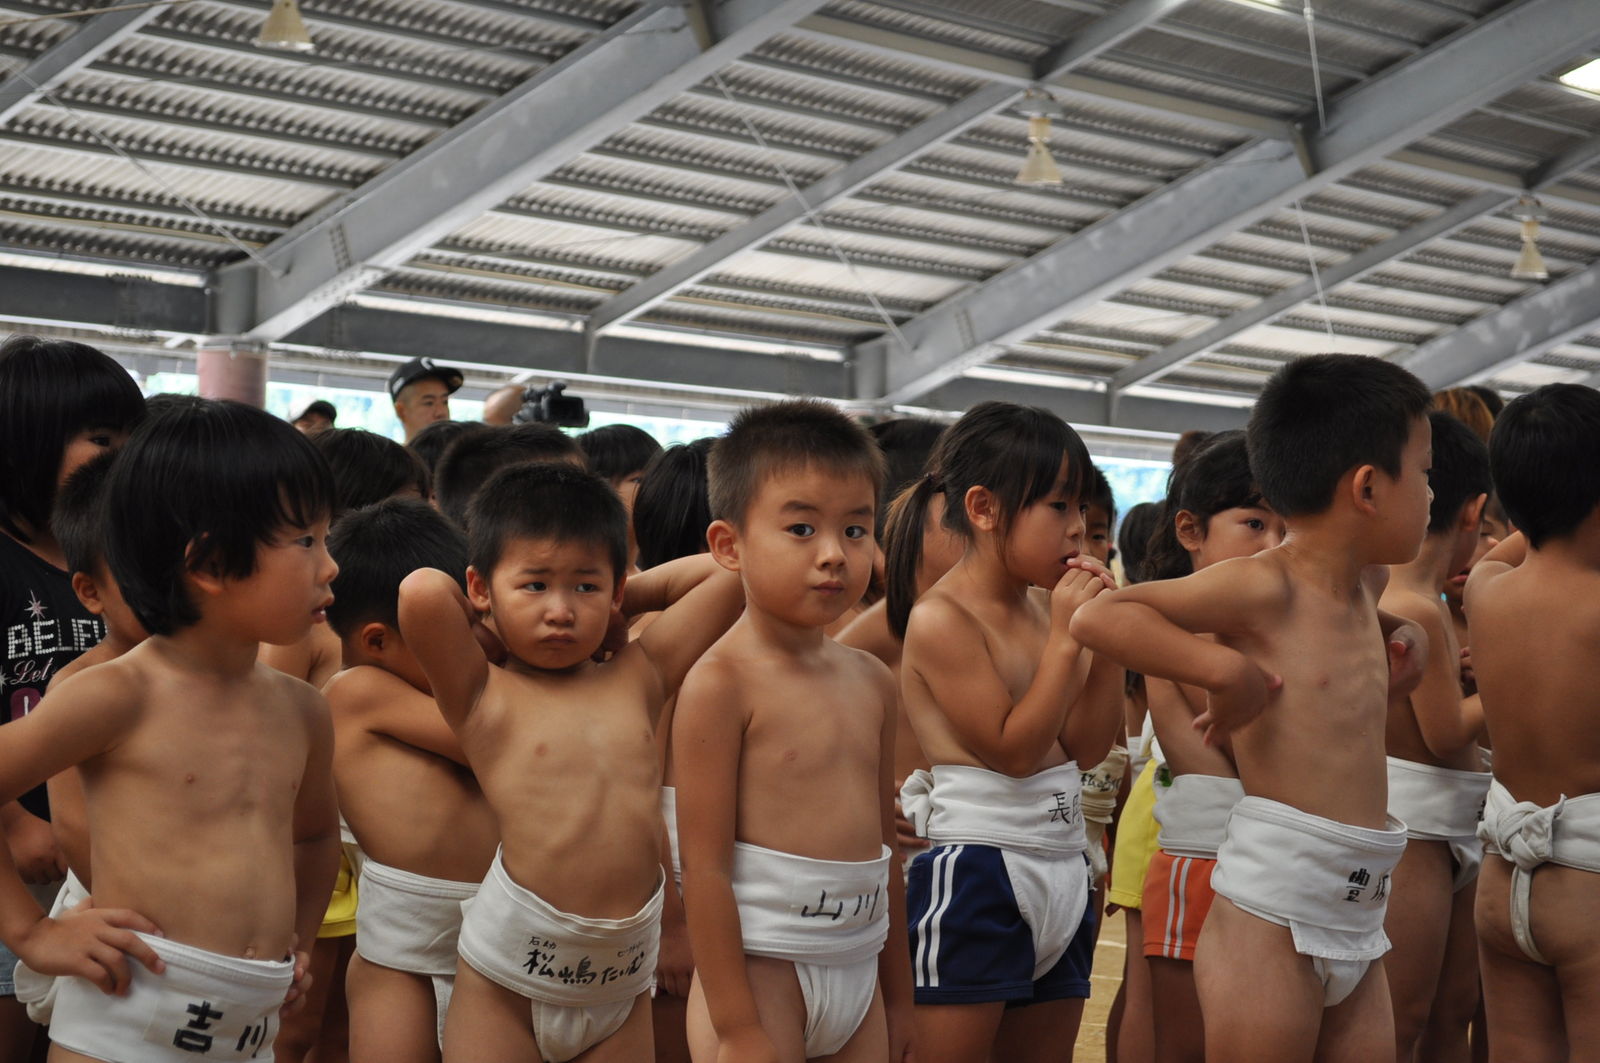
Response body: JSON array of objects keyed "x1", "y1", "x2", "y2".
[
  {"x1": 1072, "y1": 354, "x2": 1433, "y2": 1063},
  {"x1": 1466, "y1": 384, "x2": 1600, "y2": 1058},
  {"x1": 674, "y1": 400, "x2": 913, "y2": 1063},
  {"x1": 1377, "y1": 411, "x2": 1492, "y2": 1060},
  {"x1": 322, "y1": 499, "x2": 496, "y2": 1062},
  {"x1": 0, "y1": 397, "x2": 342, "y2": 1060},
  {"x1": 432, "y1": 423, "x2": 586, "y2": 529},
  {"x1": 578, "y1": 425, "x2": 663, "y2": 573},
  {"x1": 398, "y1": 462, "x2": 743, "y2": 1061}
]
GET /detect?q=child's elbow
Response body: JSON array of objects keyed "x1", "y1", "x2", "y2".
[{"x1": 1067, "y1": 598, "x2": 1108, "y2": 647}]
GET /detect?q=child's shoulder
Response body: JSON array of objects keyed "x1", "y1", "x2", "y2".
[
  {"x1": 251, "y1": 658, "x2": 330, "y2": 722},
  {"x1": 324, "y1": 663, "x2": 419, "y2": 711},
  {"x1": 904, "y1": 583, "x2": 987, "y2": 643},
  {"x1": 824, "y1": 637, "x2": 894, "y2": 689}
]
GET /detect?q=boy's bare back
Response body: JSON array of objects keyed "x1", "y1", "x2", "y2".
[{"x1": 23, "y1": 643, "x2": 332, "y2": 958}]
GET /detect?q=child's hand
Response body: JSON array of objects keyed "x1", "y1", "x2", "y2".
[
  {"x1": 886, "y1": 997, "x2": 916, "y2": 1062},
  {"x1": 15, "y1": 899, "x2": 164, "y2": 995},
  {"x1": 1385, "y1": 624, "x2": 1427, "y2": 701},
  {"x1": 1049, "y1": 557, "x2": 1117, "y2": 626},
  {"x1": 655, "y1": 912, "x2": 693, "y2": 999},
  {"x1": 1194, "y1": 657, "x2": 1281, "y2": 745},
  {"x1": 471, "y1": 616, "x2": 507, "y2": 666},
  {"x1": 718, "y1": 1025, "x2": 782, "y2": 1063},
  {"x1": 280, "y1": 947, "x2": 313, "y2": 1018},
  {"x1": 1458, "y1": 645, "x2": 1474, "y2": 688},
  {"x1": 593, "y1": 604, "x2": 630, "y2": 662},
  {"x1": 5, "y1": 810, "x2": 67, "y2": 885},
  {"x1": 894, "y1": 798, "x2": 927, "y2": 853}
]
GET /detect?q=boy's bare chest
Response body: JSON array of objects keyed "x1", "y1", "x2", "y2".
[
  {"x1": 744, "y1": 664, "x2": 880, "y2": 771},
  {"x1": 1250, "y1": 602, "x2": 1386, "y2": 715},
  {"x1": 102, "y1": 710, "x2": 306, "y2": 815},
  {"x1": 473, "y1": 685, "x2": 656, "y2": 783}
]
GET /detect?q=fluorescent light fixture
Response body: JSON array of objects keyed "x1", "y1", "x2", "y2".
[
  {"x1": 346, "y1": 294, "x2": 584, "y2": 332},
  {"x1": 0, "y1": 250, "x2": 202, "y2": 288},
  {"x1": 608, "y1": 323, "x2": 844, "y2": 362},
  {"x1": 964, "y1": 364, "x2": 1105, "y2": 391},
  {"x1": 1560, "y1": 57, "x2": 1600, "y2": 94},
  {"x1": 1125, "y1": 382, "x2": 1257, "y2": 408}
]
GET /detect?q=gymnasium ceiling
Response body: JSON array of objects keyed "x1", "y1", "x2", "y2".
[{"x1": 3, "y1": 0, "x2": 1600, "y2": 444}]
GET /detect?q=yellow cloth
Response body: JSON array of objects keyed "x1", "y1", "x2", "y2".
[
  {"x1": 317, "y1": 846, "x2": 359, "y2": 939},
  {"x1": 1107, "y1": 758, "x2": 1161, "y2": 909}
]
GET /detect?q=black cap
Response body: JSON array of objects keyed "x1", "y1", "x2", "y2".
[
  {"x1": 293, "y1": 399, "x2": 337, "y2": 425},
  {"x1": 387, "y1": 357, "x2": 463, "y2": 400}
]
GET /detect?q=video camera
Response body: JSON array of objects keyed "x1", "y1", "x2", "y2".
[{"x1": 513, "y1": 381, "x2": 589, "y2": 428}]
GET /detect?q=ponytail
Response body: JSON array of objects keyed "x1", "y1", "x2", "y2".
[{"x1": 884, "y1": 473, "x2": 938, "y2": 639}]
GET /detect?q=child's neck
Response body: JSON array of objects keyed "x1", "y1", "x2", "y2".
[
  {"x1": 1524, "y1": 524, "x2": 1600, "y2": 573},
  {"x1": 1276, "y1": 513, "x2": 1376, "y2": 596},
  {"x1": 741, "y1": 600, "x2": 827, "y2": 656},
  {"x1": 956, "y1": 538, "x2": 1031, "y2": 608},
  {"x1": 152, "y1": 621, "x2": 262, "y2": 680},
  {"x1": 1391, "y1": 533, "x2": 1457, "y2": 596}
]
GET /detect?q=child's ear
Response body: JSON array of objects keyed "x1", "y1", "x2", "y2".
[
  {"x1": 465, "y1": 566, "x2": 492, "y2": 613},
  {"x1": 964, "y1": 485, "x2": 999, "y2": 534},
  {"x1": 184, "y1": 537, "x2": 228, "y2": 597},
  {"x1": 707, "y1": 520, "x2": 740, "y2": 573},
  {"x1": 1174, "y1": 509, "x2": 1206, "y2": 554},
  {"x1": 1461, "y1": 493, "x2": 1488, "y2": 532},
  {"x1": 359, "y1": 621, "x2": 388, "y2": 658},
  {"x1": 1350, "y1": 465, "x2": 1380, "y2": 516},
  {"x1": 69, "y1": 572, "x2": 105, "y2": 616},
  {"x1": 611, "y1": 570, "x2": 627, "y2": 607}
]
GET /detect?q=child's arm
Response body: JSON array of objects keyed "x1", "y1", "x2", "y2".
[
  {"x1": 674, "y1": 662, "x2": 778, "y2": 1063},
  {"x1": 287, "y1": 683, "x2": 341, "y2": 1013},
  {"x1": 871, "y1": 660, "x2": 914, "y2": 1063},
  {"x1": 1464, "y1": 532, "x2": 1528, "y2": 618},
  {"x1": 628, "y1": 556, "x2": 745, "y2": 706},
  {"x1": 655, "y1": 817, "x2": 692, "y2": 1000},
  {"x1": 0, "y1": 668, "x2": 163, "y2": 991},
  {"x1": 1070, "y1": 556, "x2": 1286, "y2": 741},
  {"x1": 397, "y1": 569, "x2": 490, "y2": 729},
  {"x1": 329, "y1": 668, "x2": 468, "y2": 766},
  {"x1": 1384, "y1": 594, "x2": 1476, "y2": 758},
  {"x1": 906, "y1": 560, "x2": 1111, "y2": 777},
  {"x1": 1058, "y1": 651, "x2": 1128, "y2": 773}
]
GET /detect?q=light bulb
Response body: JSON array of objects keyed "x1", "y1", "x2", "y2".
[
  {"x1": 1016, "y1": 115, "x2": 1062, "y2": 187},
  {"x1": 1511, "y1": 217, "x2": 1549, "y2": 281},
  {"x1": 256, "y1": 0, "x2": 314, "y2": 52}
]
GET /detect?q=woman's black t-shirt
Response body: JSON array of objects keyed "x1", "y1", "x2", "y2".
[{"x1": 0, "y1": 533, "x2": 103, "y2": 819}]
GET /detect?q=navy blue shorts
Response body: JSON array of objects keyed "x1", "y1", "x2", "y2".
[{"x1": 907, "y1": 843, "x2": 1096, "y2": 1005}]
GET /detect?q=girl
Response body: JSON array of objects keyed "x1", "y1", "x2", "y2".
[
  {"x1": 1137, "y1": 430, "x2": 1284, "y2": 1063},
  {"x1": 0, "y1": 335, "x2": 143, "y2": 1062},
  {"x1": 887, "y1": 401, "x2": 1123, "y2": 1063}
]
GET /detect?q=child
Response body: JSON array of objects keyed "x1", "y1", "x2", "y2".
[
  {"x1": 0, "y1": 396, "x2": 342, "y2": 1061},
  {"x1": 1378, "y1": 411, "x2": 1492, "y2": 1061},
  {"x1": 1078, "y1": 466, "x2": 1127, "y2": 888},
  {"x1": 1072, "y1": 354, "x2": 1432, "y2": 1063},
  {"x1": 398, "y1": 461, "x2": 742, "y2": 1062},
  {"x1": 1465, "y1": 384, "x2": 1600, "y2": 1058},
  {"x1": 1134, "y1": 431, "x2": 1284, "y2": 1063},
  {"x1": 0, "y1": 336, "x2": 144, "y2": 1060},
  {"x1": 673, "y1": 400, "x2": 911, "y2": 1063},
  {"x1": 889, "y1": 402, "x2": 1122, "y2": 1063},
  {"x1": 322, "y1": 499, "x2": 496, "y2": 1063},
  {"x1": 577, "y1": 424, "x2": 662, "y2": 571}
]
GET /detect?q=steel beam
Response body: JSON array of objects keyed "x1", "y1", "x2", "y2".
[
  {"x1": 1401, "y1": 259, "x2": 1600, "y2": 390},
  {"x1": 585, "y1": 0, "x2": 1197, "y2": 335},
  {"x1": 926, "y1": 377, "x2": 1249, "y2": 435},
  {"x1": 0, "y1": 6, "x2": 163, "y2": 127},
  {"x1": 212, "y1": 0, "x2": 835, "y2": 343},
  {"x1": 855, "y1": 0, "x2": 1600, "y2": 406}
]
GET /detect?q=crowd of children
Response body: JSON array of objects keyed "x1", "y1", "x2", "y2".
[{"x1": 0, "y1": 331, "x2": 1596, "y2": 1063}]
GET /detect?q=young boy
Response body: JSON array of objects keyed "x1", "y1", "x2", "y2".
[
  {"x1": 398, "y1": 461, "x2": 743, "y2": 1062},
  {"x1": 674, "y1": 400, "x2": 913, "y2": 1063},
  {"x1": 1377, "y1": 410, "x2": 1492, "y2": 1060},
  {"x1": 432, "y1": 423, "x2": 585, "y2": 530},
  {"x1": 1465, "y1": 384, "x2": 1600, "y2": 1058},
  {"x1": 1072, "y1": 353, "x2": 1433, "y2": 1063},
  {"x1": 0, "y1": 396, "x2": 342, "y2": 1061},
  {"x1": 322, "y1": 498, "x2": 497, "y2": 1063}
]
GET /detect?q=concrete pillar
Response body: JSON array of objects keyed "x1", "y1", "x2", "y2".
[{"x1": 196, "y1": 336, "x2": 268, "y2": 407}]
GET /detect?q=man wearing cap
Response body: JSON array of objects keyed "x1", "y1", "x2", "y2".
[
  {"x1": 388, "y1": 357, "x2": 463, "y2": 442},
  {"x1": 292, "y1": 399, "x2": 337, "y2": 435}
]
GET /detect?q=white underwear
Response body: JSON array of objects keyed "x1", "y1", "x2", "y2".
[
  {"x1": 355, "y1": 859, "x2": 479, "y2": 1044},
  {"x1": 900, "y1": 762, "x2": 1089, "y2": 856},
  {"x1": 1386, "y1": 757, "x2": 1491, "y2": 892},
  {"x1": 732, "y1": 842, "x2": 890, "y2": 1057},
  {"x1": 1477, "y1": 780, "x2": 1600, "y2": 965},
  {"x1": 1154, "y1": 774, "x2": 1245, "y2": 860},
  {"x1": 14, "y1": 869, "x2": 89, "y2": 1025},
  {"x1": 1080, "y1": 746, "x2": 1128, "y2": 885},
  {"x1": 661, "y1": 786, "x2": 682, "y2": 886},
  {"x1": 1212, "y1": 797, "x2": 1407, "y2": 1007},
  {"x1": 457, "y1": 849, "x2": 661, "y2": 1063},
  {"x1": 51, "y1": 934, "x2": 292, "y2": 1062}
]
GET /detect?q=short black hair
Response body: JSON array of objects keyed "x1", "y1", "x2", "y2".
[
  {"x1": 1247, "y1": 354, "x2": 1430, "y2": 518},
  {"x1": 1490, "y1": 384, "x2": 1600, "y2": 548},
  {"x1": 869, "y1": 418, "x2": 945, "y2": 541},
  {"x1": 0, "y1": 335, "x2": 144, "y2": 542},
  {"x1": 105, "y1": 397, "x2": 335, "y2": 636},
  {"x1": 633, "y1": 438, "x2": 714, "y2": 570},
  {"x1": 708, "y1": 400, "x2": 886, "y2": 527},
  {"x1": 1085, "y1": 464, "x2": 1117, "y2": 525},
  {"x1": 1116, "y1": 501, "x2": 1163, "y2": 585},
  {"x1": 326, "y1": 498, "x2": 467, "y2": 638},
  {"x1": 435, "y1": 423, "x2": 586, "y2": 529},
  {"x1": 310, "y1": 428, "x2": 430, "y2": 516},
  {"x1": 52, "y1": 451, "x2": 116, "y2": 578},
  {"x1": 1425, "y1": 411, "x2": 1490, "y2": 534},
  {"x1": 407, "y1": 419, "x2": 475, "y2": 476},
  {"x1": 577, "y1": 424, "x2": 662, "y2": 483},
  {"x1": 468, "y1": 462, "x2": 627, "y2": 581}
]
